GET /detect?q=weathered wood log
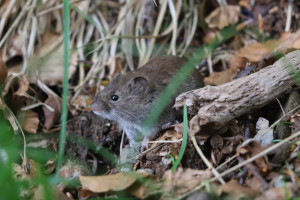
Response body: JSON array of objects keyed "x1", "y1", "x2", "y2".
[{"x1": 174, "y1": 50, "x2": 300, "y2": 138}]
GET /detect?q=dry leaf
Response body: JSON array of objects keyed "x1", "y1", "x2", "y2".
[
  {"x1": 10, "y1": 75, "x2": 33, "y2": 113},
  {"x1": 20, "y1": 110, "x2": 39, "y2": 134},
  {"x1": 0, "y1": 59, "x2": 8, "y2": 84},
  {"x1": 78, "y1": 189, "x2": 94, "y2": 200},
  {"x1": 237, "y1": 140, "x2": 272, "y2": 172},
  {"x1": 229, "y1": 39, "x2": 281, "y2": 75},
  {"x1": 262, "y1": 183, "x2": 295, "y2": 200},
  {"x1": 80, "y1": 172, "x2": 147, "y2": 193},
  {"x1": 204, "y1": 68, "x2": 233, "y2": 85},
  {"x1": 42, "y1": 93, "x2": 61, "y2": 132},
  {"x1": 205, "y1": 5, "x2": 240, "y2": 29},
  {"x1": 27, "y1": 33, "x2": 77, "y2": 86},
  {"x1": 218, "y1": 179, "x2": 260, "y2": 200},
  {"x1": 128, "y1": 176, "x2": 161, "y2": 199},
  {"x1": 230, "y1": 30, "x2": 300, "y2": 75},
  {"x1": 72, "y1": 94, "x2": 93, "y2": 111},
  {"x1": 163, "y1": 168, "x2": 212, "y2": 195}
]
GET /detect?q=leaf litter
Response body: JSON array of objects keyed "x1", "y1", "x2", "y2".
[{"x1": 1, "y1": 0, "x2": 300, "y2": 199}]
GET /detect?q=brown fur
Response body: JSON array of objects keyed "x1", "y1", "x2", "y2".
[{"x1": 91, "y1": 56, "x2": 204, "y2": 148}]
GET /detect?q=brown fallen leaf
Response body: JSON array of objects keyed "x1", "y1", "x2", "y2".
[
  {"x1": 128, "y1": 176, "x2": 162, "y2": 199},
  {"x1": 229, "y1": 39, "x2": 281, "y2": 75},
  {"x1": 218, "y1": 179, "x2": 260, "y2": 200},
  {"x1": 163, "y1": 168, "x2": 212, "y2": 195},
  {"x1": 237, "y1": 140, "x2": 272, "y2": 172},
  {"x1": 0, "y1": 59, "x2": 8, "y2": 84},
  {"x1": 155, "y1": 129, "x2": 182, "y2": 143},
  {"x1": 37, "y1": 78, "x2": 62, "y2": 132},
  {"x1": 230, "y1": 30, "x2": 300, "y2": 76},
  {"x1": 42, "y1": 93, "x2": 61, "y2": 132},
  {"x1": 20, "y1": 110, "x2": 39, "y2": 134},
  {"x1": 261, "y1": 182, "x2": 296, "y2": 200},
  {"x1": 10, "y1": 75, "x2": 33, "y2": 113},
  {"x1": 77, "y1": 189, "x2": 94, "y2": 200},
  {"x1": 79, "y1": 172, "x2": 148, "y2": 193},
  {"x1": 204, "y1": 68, "x2": 233, "y2": 85},
  {"x1": 205, "y1": 5, "x2": 240, "y2": 29}
]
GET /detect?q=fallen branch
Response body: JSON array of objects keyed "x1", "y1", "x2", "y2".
[{"x1": 174, "y1": 50, "x2": 300, "y2": 137}]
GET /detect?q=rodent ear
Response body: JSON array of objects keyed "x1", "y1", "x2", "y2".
[{"x1": 128, "y1": 76, "x2": 149, "y2": 95}]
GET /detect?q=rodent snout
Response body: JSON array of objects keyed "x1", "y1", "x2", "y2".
[{"x1": 91, "y1": 101, "x2": 101, "y2": 115}]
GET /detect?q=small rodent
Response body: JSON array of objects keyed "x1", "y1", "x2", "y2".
[{"x1": 91, "y1": 57, "x2": 204, "y2": 149}]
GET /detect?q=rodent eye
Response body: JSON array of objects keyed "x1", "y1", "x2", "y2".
[{"x1": 111, "y1": 95, "x2": 119, "y2": 101}]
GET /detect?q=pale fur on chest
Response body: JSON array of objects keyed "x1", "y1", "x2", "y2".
[{"x1": 109, "y1": 110, "x2": 158, "y2": 147}]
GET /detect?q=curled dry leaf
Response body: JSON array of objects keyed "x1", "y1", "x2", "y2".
[
  {"x1": 0, "y1": 59, "x2": 8, "y2": 84},
  {"x1": 163, "y1": 168, "x2": 212, "y2": 195},
  {"x1": 237, "y1": 140, "x2": 272, "y2": 172},
  {"x1": 20, "y1": 110, "x2": 39, "y2": 134},
  {"x1": 205, "y1": 5, "x2": 240, "y2": 29}
]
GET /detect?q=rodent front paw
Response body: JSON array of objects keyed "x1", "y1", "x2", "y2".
[{"x1": 141, "y1": 137, "x2": 150, "y2": 152}]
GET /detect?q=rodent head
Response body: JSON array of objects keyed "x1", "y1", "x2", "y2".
[{"x1": 91, "y1": 71, "x2": 155, "y2": 124}]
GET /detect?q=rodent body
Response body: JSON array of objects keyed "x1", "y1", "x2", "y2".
[{"x1": 91, "y1": 57, "x2": 204, "y2": 149}]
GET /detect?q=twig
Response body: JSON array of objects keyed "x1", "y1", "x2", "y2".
[
  {"x1": 136, "y1": 143, "x2": 164, "y2": 159},
  {"x1": 190, "y1": 135, "x2": 225, "y2": 184},
  {"x1": 285, "y1": 0, "x2": 293, "y2": 32},
  {"x1": 276, "y1": 98, "x2": 286, "y2": 116},
  {"x1": 145, "y1": 139, "x2": 183, "y2": 144},
  {"x1": 152, "y1": 0, "x2": 158, "y2": 7},
  {"x1": 215, "y1": 155, "x2": 237, "y2": 171}
]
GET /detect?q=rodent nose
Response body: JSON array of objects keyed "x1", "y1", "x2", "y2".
[{"x1": 91, "y1": 102, "x2": 99, "y2": 112}]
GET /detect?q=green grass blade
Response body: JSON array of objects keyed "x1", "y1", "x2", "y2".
[
  {"x1": 171, "y1": 104, "x2": 188, "y2": 172},
  {"x1": 56, "y1": 0, "x2": 70, "y2": 179}
]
